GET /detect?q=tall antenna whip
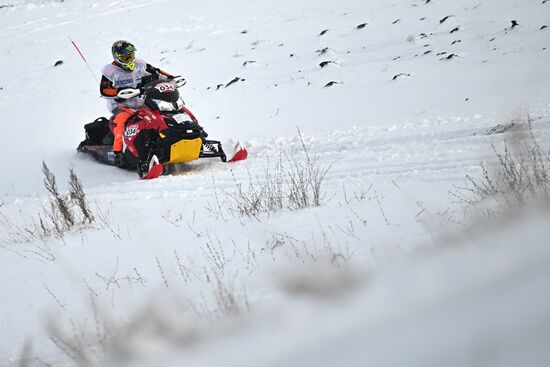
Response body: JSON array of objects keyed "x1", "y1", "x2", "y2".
[{"x1": 69, "y1": 37, "x2": 99, "y2": 84}]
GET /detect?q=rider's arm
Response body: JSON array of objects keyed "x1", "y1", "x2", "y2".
[
  {"x1": 100, "y1": 74, "x2": 139, "y2": 101},
  {"x1": 99, "y1": 75, "x2": 120, "y2": 98},
  {"x1": 146, "y1": 63, "x2": 174, "y2": 78},
  {"x1": 145, "y1": 64, "x2": 185, "y2": 87}
]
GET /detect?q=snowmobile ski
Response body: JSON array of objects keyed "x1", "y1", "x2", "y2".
[
  {"x1": 141, "y1": 163, "x2": 163, "y2": 179},
  {"x1": 140, "y1": 155, "x2": 164, "y2": 180},
  {"x1": 228, "y1": 142, "x2": 248, "y2": 162}
]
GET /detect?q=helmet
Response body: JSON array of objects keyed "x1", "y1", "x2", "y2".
[{"x1": 112, "y1": 40, "x2": 136, "y2": 71}]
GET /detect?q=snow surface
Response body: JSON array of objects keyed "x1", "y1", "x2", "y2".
[{"x1": 0, "y1": 0, "x2": 549, "y2": 365}]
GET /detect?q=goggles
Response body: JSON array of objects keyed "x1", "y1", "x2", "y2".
[{"x1": 116, "y1": 51, "x2": 135, "y2": 64}]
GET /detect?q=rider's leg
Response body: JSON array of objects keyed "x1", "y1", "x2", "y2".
[{"x1": 110, "y1": 107, "x2": 134, "y2": 153}]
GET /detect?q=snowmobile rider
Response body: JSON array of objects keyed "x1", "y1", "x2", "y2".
[{"x1": 99, "y1": 40, "x2": 186, "y2": 165}]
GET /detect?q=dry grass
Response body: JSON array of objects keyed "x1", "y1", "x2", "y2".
[
  {"x1": 222, "y1": 130, "x2": 334, "y2": 218},
  {"x1": 224, "y1": 156, "x2": 285, "y2": 218},
  {"x1": 40, "y1": 296, "x2": 199, "y2": 367},
  {"x1": 0, "y1": 163, "x2": 96, "y2": 245},
  {"x1": 286, "y1": 132, "x2": 333, "y2": 210},
  {"x1": 14, "y1": 227, "x2": 358, "y2": 367},
  {"x1": 452, "y1": 119, "x2": 550, "y2": 218},
  {"x1": 273, "y1": 231, "x2": 359, "y2": 297}
]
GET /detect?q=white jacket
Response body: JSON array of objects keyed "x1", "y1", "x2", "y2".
[{"x1": 101, "y1": 58, "x2": 151, "y2": 112}]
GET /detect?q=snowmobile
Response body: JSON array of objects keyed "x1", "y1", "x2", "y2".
[{"x1": 77, "y1": 76, "x2": 247, "y2": 179}]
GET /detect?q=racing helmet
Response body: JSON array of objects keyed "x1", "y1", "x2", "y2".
[{"x1": 112, "y1": 40, "x2": 136, "y2": 71}]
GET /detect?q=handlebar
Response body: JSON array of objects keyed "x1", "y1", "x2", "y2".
[{"x1": 116, "y1": 74, "x2": 185, "y2": 99}]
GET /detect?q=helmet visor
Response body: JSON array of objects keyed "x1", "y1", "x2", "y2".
[{"x1": 116, "y1": 51, "x2": 135, "y2": 64}]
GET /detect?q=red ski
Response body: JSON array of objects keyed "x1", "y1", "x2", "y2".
[
  {"x1": 141, "y1": 163, "x2": 163, "y2": 179},
  {"x1": 228, "y1": 142, "x2": 248, "y2": 162},
  {"x1": 140, "y1": 155, "x2": 164, "y2": 180}
]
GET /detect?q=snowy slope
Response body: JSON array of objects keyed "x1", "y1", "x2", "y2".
[
  {"x1": 1, "y1": 0, "x2": 549, "y2": 365},
  {"x1": 1, "y1": 0, "x2": 549, "y2": 193}
]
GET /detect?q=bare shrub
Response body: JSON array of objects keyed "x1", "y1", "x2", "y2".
[
  {"x1": 221, "y1": 130, "x2": 333, "y2": 218},
  {"x1": 280, "y1": 259, "x2": 360, "y2": 297},
  {"x1": 38, "y1": 164, "x2": 97, "y2": 239},
  {"x1": 225, "y1": 155, "x2": 285, "y2": 218},
  {"x1": 42, "y1": 296, "x2": 199, "y2": 367},
  {"x1": 42, "y1": 162, "x2": 75, "y2": 230},
  {"x1": 286, "y1": 130, "x2": 333, "y2": 210},
  {"x1": 0, "y1": 211, "x2": 36, "y2": 244},
  {"x1": 94, "y1": 204, "x2": 121, "y2": 240},
  {"x1": 40, "y1": 278, "x2": 245, "y2": 365},
  {"x1": 69, "y1": 168, "x2": 94, "y2": 224},
  {"x1": 452, "y1": 119, "x2": 550, "y2": 217},
  {"x1": 210, "y1": 273, "x2": 249, "y2": 319},
  {"x1": 204, "y1": 175, "x2": 227, "y2": 221},
  {"x1": 196, "y1": 238, "x2": 251, "y2": 320},
  {"x1": 0, "y1": 164, "x2": 96, "y2": 244},
  {"x1": 263, "y1": 229, "x2": 359, "y2": 297}
]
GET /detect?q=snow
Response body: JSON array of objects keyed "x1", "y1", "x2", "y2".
[{"x1": 1, "y1": 0, "x2": 550, "y2": 365}]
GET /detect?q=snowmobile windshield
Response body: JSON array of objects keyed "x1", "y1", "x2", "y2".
[{"x1": 153, "y1": 97, "x2": 184, "y2": 112}]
